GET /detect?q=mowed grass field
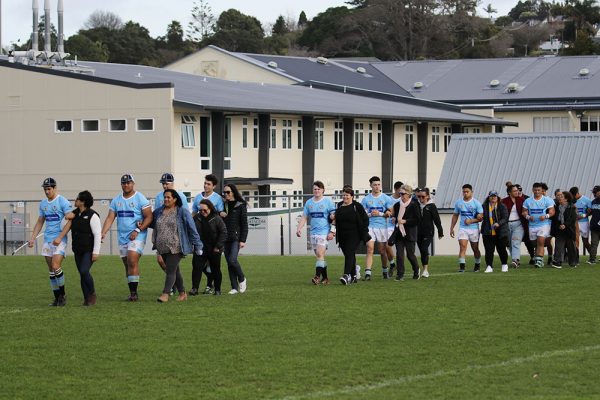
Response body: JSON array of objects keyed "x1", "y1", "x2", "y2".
[{"x1": 1, "y1": 254, "x2": 600, "y2": 400}]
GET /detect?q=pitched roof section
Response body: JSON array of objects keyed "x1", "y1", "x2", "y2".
[
  {"x1": 0, "y1": 59, "x2": 512, "y2": 125},
  {"x1": 373, "y1": 56, "x2": 600, "y2": 104},
  {"x1": 435, "y1": 133, "x2": 600, "y2": 209}
]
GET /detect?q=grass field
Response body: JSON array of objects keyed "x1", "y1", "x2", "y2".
[{"x1": 1, "y1": 254, "x2": 600, "y2": 400}]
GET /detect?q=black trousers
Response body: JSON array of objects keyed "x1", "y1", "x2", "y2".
[
  {"x1": 395, "y1": 236, "x2": 419, "y2": 278},
  {"x1": 74, "y1": 251, "x2": 95, "y2": 299},
  {"x1": 339, "y1": 238, "x2": 360, "y2": 277},
  {"x1": 554, "y1": 235, "x2": 577, "y2": 266},
  {"x1": 482, "y1": 235, "x2": 509, "y2": 266},
  {"x1": 192, "y1": 249, "x2": 223, "y2": 291},
  {"x1": 417, "y1": 236, "x2": 432, "y2": 265}
]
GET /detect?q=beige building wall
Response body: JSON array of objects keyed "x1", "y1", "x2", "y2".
[
  {"x1": 166, "y1": 46, "x2": 295, "y2": 85},
  {"x1": 0, "y1": 66, "x2": 174, "y2": 201},
  {"x1": 497, "y1": 110, "x2": 579, "y2": 133},
  {"x1": 427, "y1": 124, "x2": 452, "y2": 190},
  {"x1": 227, "y1": 116, "x2": 260, "y2": 179},
  {"x1": 393, "y1": 123, "x2": 419, "y2": 188},
  {"x1": 314, "y1": 120, "x2": 344, "y2": 191}
]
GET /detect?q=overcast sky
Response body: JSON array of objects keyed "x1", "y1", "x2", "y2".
[{"x1": 1, "y1": 0, "x2": 517, "y2": 49}]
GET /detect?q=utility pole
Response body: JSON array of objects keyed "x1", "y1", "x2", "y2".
[{"x1": 0, "y1": 0, "x2": 3, "y2": 55}]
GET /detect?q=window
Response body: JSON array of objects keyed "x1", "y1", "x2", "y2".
[
  {"x1": 271, "y1": 190, "x2": 277, "y2": 208},
  {"x1": 431, "y1": 126, "x2": 440, "y2": 153},
  {"x1": 579, "y1": 115, "x2": 600, "y2": 132},
  {"x1": 377, "y1": 123, "x2": 382, "y2": 151},
  {"x1": 315, "y1": 120, "x2": 324, "y2": 150},
  {"x1": 297, "y1": 120, "x2": 303, "y2": 150},
  {"x1": 242, "y1": 118, "x2": 248, "y2": 149},
  {"x1": 242, "y1": 117, "x2": 259, "y2": 149},
  {"x1": 444, "y1": 132, "x2": 451, "y2": 153},
  {"x1": 533, "y1": 117, "x2": 570, "y2": 132},
  {"x1": 200, "y1": 116, "x2": 211, "y2": 170},
  {"x1": 224, "y1": 118, "x2": 232, "y2": 170},
  {"x1": 253, "y1": 118, "x2": 259, "y2": 148},
  {"x1": 282, "y1": 119, "x2": 292, "y2": 149},
  {"x1": 368, "y1": 123, "x2": 373, "y2": 151},
  {"x1": 109, "y1": 119, "x2": 127, "y2": 132},
  {"x1": 270, "y1": 119, "x2": 277, "y2": 149},
  {"x1": 81, "y1": 120, "x2": 99, "y2": 132},
  {"x1": 354, "y1": 122, "x2": 364, "y2": 151},
  {"x1": 334, "y1": 121, "x2": 343, "y2": 150},
  {"x1": 136, "y1": 118, "x2": 154, "y2": 132},
  {"x1": 55, "y1": 120, "x2": 73, "y2": 133},
  {"x1": 405, "y1": 124, "x2": 414, "y2": 152},
  {"x1": 293, "y1": 190, "x2": 303, "y2": 208},
  {"x1": 181, "y1": 115, "x2": 196, "y2": 148}
]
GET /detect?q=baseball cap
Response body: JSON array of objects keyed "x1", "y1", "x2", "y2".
[
  {"x1": 488, "y1": 190, "x2": 499, "y2": 197},
  {"x1": 592, "y1": 185, "x2": 600, "y2": 194},
  {"x1": 120, "y1": 173, "x2": 135, "y2": 184},
  {"x1": 159, "y1": 173, "x2": 174, "y2": 184},
  {"x1": 41, "y1": 177, "x2": 56, "y2": 188}
]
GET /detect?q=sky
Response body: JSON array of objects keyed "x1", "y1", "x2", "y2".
[{"x1": 1, "y1": 0, "x2": 517, "y2": 49}]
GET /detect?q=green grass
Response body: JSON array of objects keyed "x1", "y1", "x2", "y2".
[{"x1": 1, "y1": 254, "x2": 600, "y2": 400}]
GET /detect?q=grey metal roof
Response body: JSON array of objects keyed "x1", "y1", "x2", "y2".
[
  {"x1": 435, "y1": 132, "x2": 600, "y2": 209},
  {"x1": 238, "y1": 50, "x2": 412, "y2": 97},
  {"x1": 372, "y1": 56, "x2": 600, "y2": 104},
  {"x1": 0, "y1": 59, "x2": 512, "y2": 125}
]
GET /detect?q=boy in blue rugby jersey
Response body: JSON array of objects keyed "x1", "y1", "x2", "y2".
[
  {"x1": 450, "y1": 184, "x2": 484, "y2": 272},
  {"x1": 523, "y1": 182, "x2": 556, "y2": 268}
]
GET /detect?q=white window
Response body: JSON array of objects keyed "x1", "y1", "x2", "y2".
[
  {"x1": 315, "y1": 120, "x2": 324, "y2": 150},
  {"x1": 55, "y1": 120, "x2": 73, "y2": 133},
  {"x1": 81, "y1": 120, "x2": 99, "y2": 133},
  {"x1": 271, "y1": 190, "x2": 277, "y2": 208},
  {"x1": 431, "y1": 126, "x2": 440, "y2": 153},
  {"x1": 334, "y1": 121, "x2": 343, "y2": 151},
  {"x1": 136, "y1": 118, "x2": 154, "y2": 132},
  {"x1": 444, "y1": 130, "x2": 451, "y2": 153},
  {"x1": 200, "y1": 116, "x2": 211, "y2": 170},
  {"x1": 580, "y1": 115, "x2": 600, "y2": 132},
  {"x1": 405, "y1": 124, "x2": 414, "y2": 152},
  {"x1": 377, "y1": 123, "x2": 382, "y2": 151},
  {"x1": 270, "y1": 119, "x2": 277, "y2": 149},
  {"x1": 224, "y1": 118, "x2": 232, "y2": 170},
  {"x1": 354, "y1": 122, "x2": 364, "y2": 151},
  {"x1": 282, "y1": 119, "x2": 292, "y2": 149},
  {"x1": 368, "y1": 123, "x2": 373, "y2": 151},
  {"x1": 109, "y1": 119, "x2": 127, "y2": 132},
  {"x1": 242, "y1": 118, "x2": 249, "y2": 149},
  {"x1": 181, "y1": 115, "x2": 196, "y2": 148},
  {"x1": 253, "y1": 118, "x2": 259, "y2": 148},
  {"x1": 533, "y1": 117, "x2": 570, "y2": 132},
  {"x1": 293, "y1": 190, "x2": 303, "y2": 208},
  {"x1": 297, "y1": 120, "x2": 303, "y2": 150}
]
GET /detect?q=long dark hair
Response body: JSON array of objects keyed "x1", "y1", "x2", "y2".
[
  {"x1": 223, "y1": 183, "x2": 246, "y2": 204},
  {"x1": 199, "y1": 199, "x2": 217, "y2": 215},
  {"x1": 163, "y1": 189, "x2": 183, "y2": 207}
]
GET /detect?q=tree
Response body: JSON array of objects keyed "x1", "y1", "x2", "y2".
[
  {"x1": 166, "y1": 20, "x2": 184, "y2": 50},
  {"x1": 83, "y1": 10, "x2": 124, "y2": 30},
  {"x1": 484, "y1": 3, "x2": 497, "y2": 19},
  {"x1": 65, "y1": 34, "x2": 109, "y2": 61},
  {"x1": 298, "y1": 11, "x2": 308, "y2": 27},
  {"x1": 187, "y1": 0, "x2": 215, "y2": 42},
  {"x1": 272, "y1": 16, "x2": 289, "y2": 36},
  {"x1": 206, "y1": 9, "x2": 265, "y2": 53}
]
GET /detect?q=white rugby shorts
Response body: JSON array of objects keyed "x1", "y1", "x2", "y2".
[{"x1": 42, "y1": 241, "x2": 67, "y2": 257}]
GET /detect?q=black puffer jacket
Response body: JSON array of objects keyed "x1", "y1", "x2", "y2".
[
  {"x1": 417, "y1": 201, "x2": 443, "y2": 239},
  {"x1": 193, "y1": 212, "x2": 227, "y2": 251},
  {"x1": 223, "y1": 200, "x2": 248, "y2": 243},
  {"x1": 480, "y1": 200, "x2": 509, "y2": 238}
]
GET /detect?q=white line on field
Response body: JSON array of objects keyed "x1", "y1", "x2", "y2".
[
  {"x1": 277, "y1": 344, "x2": 600, "y2": 400},
  {"x1": 0, "y1": 308, "x2": 31, "y2": 315}
]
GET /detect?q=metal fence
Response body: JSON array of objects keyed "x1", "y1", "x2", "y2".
[{"x1": 1, "y1": 194, "x2": 367, "y2": 257}]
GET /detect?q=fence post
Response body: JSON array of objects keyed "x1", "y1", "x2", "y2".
[
  {"x1": 280, "y1": 217, "x2": 284, "y2": 256},
  {"x1": 3, "y1": 217, "x2": 6, "y2": 256},
  {"x1": 287, "y1": 196, "x2": 292, "y2": 255}
]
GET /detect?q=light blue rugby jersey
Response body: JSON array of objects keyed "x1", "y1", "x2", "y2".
[
  {"x1": 361, "y1": 193, "x2": 395, "y2": 229},
  {"x1": 387, "y1": 196, "x2": 401, "y2": 228},
  {"x1": 303, "y1": 197, "x2": 336, "y2": 236},
  {"x1": 523, "y1": 196, "x2": 555, "y2": 228},
  {"x1": 575, "y1": 196, "x2": 592, "y2": 224},
  {"x1": 192, "y1": 192, "x2": 224, "y2": 213},
  {"x1": 109, "y1": 191, "x2": 151, "y2": 245},
  {"x1": 39, "y1": 195, "x2": 72, "y2": 243},
  {"x1": 155, "y1": 190, "x2": 189, "y2": 210},
  {"x1": 453, "y1": 198, "x2": 484, "y2": 229}
]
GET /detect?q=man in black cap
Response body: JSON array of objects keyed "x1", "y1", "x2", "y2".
[
  {"x1": 28, "y1": 177, "x2": 73, "y2": 306},
  {"x1": 589, "y1": 185, "x2": 600, "y2": 264}
]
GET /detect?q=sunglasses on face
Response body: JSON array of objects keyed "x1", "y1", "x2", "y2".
[
  {"x1": 200, "y1": 209, "x2": 210, "y2": 213},
  {"x1": 417, "y1": 195, "x2": 426, "y2": 198},
  {"x1": 399, "y1": 192, "x2": 407, "y2": 196},
  {"x1": 223, "y1": 191, "x2": 232, "y2": 195}
]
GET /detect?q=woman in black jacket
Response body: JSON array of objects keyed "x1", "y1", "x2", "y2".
[
  {"x1": 221, "y1": 183, "x2": 249, "y2": 294},
  {"x1": 416, "y1": 188, "x2": 443, "y2": 278},
  {"x1": 389, "y1": 184, "x2": 421, "y2": 280},
  {"x1": 335, "y1": 186, "x2": 370, "y2": 285},
  {"x1": 192, "y1": 199, "x2": 227, "y2": 295},
  {"x1": 551, "y1": 191, "x2": 577, "y2": 267},
  {"x1": 481, "y1": 191, "x2": 509, "y2": 273}
]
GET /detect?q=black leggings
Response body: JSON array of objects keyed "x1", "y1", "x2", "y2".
[
  {"x1": 74, "y1": 251, "x2": 95, "y2": 299},
  {"x1": 339, "y1": 238, "x2": 360, "y2": 277},
  {"x1": 482, "y1": 235, "x2": 509, "y2": 266},
  {"x1": 417, "y1": 236, "x2": 432, "y2": 265},
  {"x1": 161, "y1": 253, "x2": 184, "y2": 294},
  {"x1": 192, "y1": 249, "x2": 223, "y2": 291}
]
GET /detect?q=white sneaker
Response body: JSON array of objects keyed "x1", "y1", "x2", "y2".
[
  {"x1": 484, "y1": 266, "x2": 493, "y2": 273},
  {"x1": 422, "y1": 270, "x2": 430, "y2": 278},
  {"x1": 239, "y1": 279, "x2": 247, "y2": 293},
  {"x1": 355, "y1": 265, "x2": 361, "y2": 280},
  {"x1": 228, "y1": 289, "x2": 239, "y2": 295},
  {"x1": 501, "y1": 264, "x2": 508, "y2": 273}
]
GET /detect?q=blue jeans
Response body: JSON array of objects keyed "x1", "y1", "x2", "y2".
[
  {"x1": 508, "y1": 221, "x2": 524, "y2": 260},
  {"x1": 224, "y1": 241, "x2": 245, "y2": 290}
]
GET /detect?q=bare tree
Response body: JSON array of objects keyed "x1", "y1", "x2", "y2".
[{"x1": 83, "y1": 10, "x2": 124, "y2": 30}]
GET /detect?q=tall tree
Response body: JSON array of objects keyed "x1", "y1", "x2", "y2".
[
  {"x1": 83, "y1": 10, "x2": 124, "y2": 30},
  {"x1": 187, "y1": 0, "x2": 216, "y2": 42},
  {"x1": 272, "y1": 16, "x2": 289, "y2": 36},
  {"x1": 166, "y1": 20, "x2": 184, "y2": 50},
  {"x1": 206, "y1": 9, "x2": 264, "y2": 53},
  {"x1": 484, "y1": 3, "x2": 497, "y2": 18},
  {"x1": 298, "y1": 11, "x2": 308, "y2": 27}
]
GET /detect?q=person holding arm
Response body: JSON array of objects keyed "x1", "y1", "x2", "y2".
[
  {"x1": 152, "y1": 189, "x2": 203, "y2": 303},
  {"x1": 522, "y1": 182, "x2": 556, "y2": 268},
  {"x1": 481, "y1": 191, "x2": 509, "y2": 273},
  {"x1": 388, "y1": 184, "x2": 421, "y2": 280},
  {"x1": 449, "y1": 184, "x2": 484, "y2": 272},
  {"x1": 416, "y1": 188, "x2": 444, "y2": 278},
  {"x1": 220, "y1": 184, "x2": 249, "y2": 294},
  {"x1": 551, "y1": 191, "x2": 577, "y2": 268}
]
